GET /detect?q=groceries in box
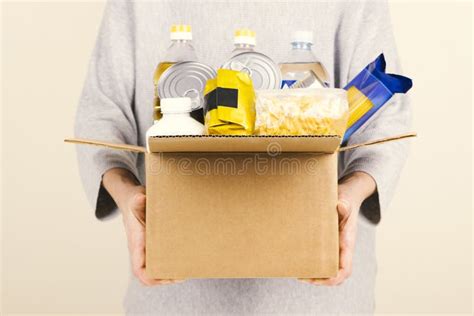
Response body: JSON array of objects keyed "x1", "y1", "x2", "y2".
[
  {"x1": 66, "y1": 25, "x2": 415, "y2": 279},
  {"x1": 254, "y1": 88, "x2": 348, "y2": 137},
  {"x1": 149, "y1": 25, "x2": 412, "y2": 143}
]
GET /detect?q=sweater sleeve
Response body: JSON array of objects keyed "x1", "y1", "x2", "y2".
[
  {"x1": 74, "y1": 0, "x2": 140, "y2": 219},
  {"x1": 335, "y1": 0, "x2": 412, "y2": 224}
]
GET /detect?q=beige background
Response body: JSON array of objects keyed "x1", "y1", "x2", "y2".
[{"x1": 1, "y1": 0, "x2": 472, "y2": 314}]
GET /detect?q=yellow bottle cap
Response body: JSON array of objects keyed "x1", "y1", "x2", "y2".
[
  {"x1": 234, "y1": 28, "x2": 256, "y2": 46},
  {"x1": 170, "y1": 24, "x2": 192, "y2": 40}
]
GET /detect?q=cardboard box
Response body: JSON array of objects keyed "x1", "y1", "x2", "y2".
[{"x1": 66, "y1": 133, "x2": 415, "y2": 279}]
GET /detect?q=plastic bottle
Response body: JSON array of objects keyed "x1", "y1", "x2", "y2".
[
  {"x1": 279, "y1": 31, "x2": 330, "y2": 89},
  {"x1": 146, "y1": 97, "x2": 204, "y2": 150},
  {"x1": 153, "y1": 25, "x2": 198, "y2": 122},
  {"x1": 229, "y1": 28, "x2": 256, "y2": 58}
]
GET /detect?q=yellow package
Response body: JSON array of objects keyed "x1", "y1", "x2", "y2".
[
  {"x1": 204, "y1": 69, "x2": 256, "y2": 135},
  {"x1": 346, "y1": 86, "x2": 374, "y2": 128},
  {"x1": 255, "y1": 88, "x2": 349, "y2": 137}
]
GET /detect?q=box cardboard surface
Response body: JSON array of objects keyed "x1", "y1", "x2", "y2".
[
  {"x1": 65, "y1": 133, "x2": 415, "y2": 279},
  {"x1": 145, "y1": 136, "x2": 341, "y2": 279}
]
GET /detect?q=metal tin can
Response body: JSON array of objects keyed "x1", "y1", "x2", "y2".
[
  {"x1": 158, "y1": 61, "x2": 216, "y2": 122},
  {"x1": 221, "y1": 52, "x2": 281, "y2": 90}
]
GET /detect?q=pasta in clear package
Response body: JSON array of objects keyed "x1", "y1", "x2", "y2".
[{"x1": 255, "y1": 88, "x2": 349, "y2": 137}]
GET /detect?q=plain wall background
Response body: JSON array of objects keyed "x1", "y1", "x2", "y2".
[{"x1": 1, "y1": 0, "x2": 472, "y2": 314}]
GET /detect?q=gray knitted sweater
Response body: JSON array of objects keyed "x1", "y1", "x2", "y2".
[{"x1": 75, "y1": 0, "x2": 411, "y2": 314}]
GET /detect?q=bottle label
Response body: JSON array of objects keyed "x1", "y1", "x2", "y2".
[{"x1": 280, "y1": 80, "x2": 297, "y2": 89}]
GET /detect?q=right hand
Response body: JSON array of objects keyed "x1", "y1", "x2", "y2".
[
  {"x1": 122, "y1": 186, "x2": 178, "y2": 286},
  {"x1": 103, "y1": 168, "x2": 182, "y2": 286}
]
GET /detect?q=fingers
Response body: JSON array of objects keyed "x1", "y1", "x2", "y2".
[
  {"x1": 130, "y1": 243, "x2": 184, "y2": 286},
  {"x1": 129, "y1": 192, "x2": 146, "y2": 227},
  {"x1": 299, "y1": 263, "x2": 353, "y2": 286},
  {"x1": 133, "y1": 266, "x2": 184, "y2": 286},
  {"x1": 121, "y1": 187, "x2": 180, "y2": 287},
  {"x1": 298, "y1": 278, "x2": 328, "y2": 285},
  {"x1": 299, "y1": 235, "x2": 353, "y2": 286},
  {"x1": 337, "y1": 198, "x2": 351, "y2": 214},
  {"x1": 298, "y1": 240, "x2": 352, "y2": 286},
  {"x1": 299, "y1": 269, "x2": 349, "y2": 286},
  {"x1": 130, "y1": 233, "x2": 145, "y2": 273},
  {"x1": 339, "y1": 232, "x2": 354, "y2": 278},
  {"x1": 132, "y1": 191, "x2": 146, "y2": 211},
  {"x1": 337, "y1": 199, "x2": 352, "y2": 229},
  {"x1": 127, "y1": 206, "x2": 182, "y2": 287},
  {"x1": 301, "y1": 200, "x2": 357, "y2": 287}
]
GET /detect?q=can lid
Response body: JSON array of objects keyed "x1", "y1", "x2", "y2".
[
  {"x1": 234, "y1": 28, "x2": 256, "y2": 46},
  {"x1": 158, "y1": 61, "x2": 216, "y2": 110},
  {"x1": 170, "y1": 24, "x2": 192, "y2": 40},
  {"x1": 161, "y1": 97, "x2": 192, "y2": 114},
  {"x1": 222, "y1": 52, "x2": 281, "y2": 90},
  {"x1": 292, "y1": 30, "x2": 313, "y2": 44}
]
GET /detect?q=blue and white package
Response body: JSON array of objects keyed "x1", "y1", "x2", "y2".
[{"x1": 342, "y1": 54, "x2": 413, "y2": 143}]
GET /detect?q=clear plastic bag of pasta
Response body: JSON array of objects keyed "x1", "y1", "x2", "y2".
[{"x1": 254, "y1": 88, "x2": 349, "y2": 137}]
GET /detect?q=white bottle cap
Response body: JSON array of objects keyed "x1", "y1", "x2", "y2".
[
  {"x1": 170, "y1": 24, "x2": 192, "y2": 41},
  {"x1": 234, "y1": 28, "x2": 256, "y2": 46},
  {"x1": 292, "y1": 30, "x2": 313, "y2": 44},
  {"x1": 161, "y1": 97, "x2": 192, "y2": 114}
]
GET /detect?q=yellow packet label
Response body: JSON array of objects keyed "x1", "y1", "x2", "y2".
[{"x1": 204, "y1": 69, "x2": 256, "y2": 135}]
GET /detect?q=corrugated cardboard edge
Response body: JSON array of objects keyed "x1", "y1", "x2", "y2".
[
  {"x1": 147, "y1": 135, "x2": 341, "y2": 153},
  {"x1": 338, "y1": 132, "x2": 417, "y2": 152},
  {"x1": 64, "y1": 138, "x2": 146, "y2": 153},
  {"x1": 64, "y1": 132, "x2": 417, "y2": 153}
]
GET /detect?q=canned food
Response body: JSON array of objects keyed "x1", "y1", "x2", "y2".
[
  {"x1": 221, "y1": 52, "x2": 281, "y2": 90},
  {"x1": 158, "y1": 61, "x2": 217, "y2": 111}
]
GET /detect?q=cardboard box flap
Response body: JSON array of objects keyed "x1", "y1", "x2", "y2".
[
  {"x1": 64, "y1": 138, "x2": 146, "y2": 153},
  {"x1": 147, "y1": 135, "x2": 341, "y2": 153},
  {"x1": 338, "y1": 132, "x2": 417, "y2": 152}
]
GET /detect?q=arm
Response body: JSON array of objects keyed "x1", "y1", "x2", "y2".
[
  {"x1": 304, "y1": 0, "x2": 411, "y2": 286},
  {"x1": 102, "y1": 168, "x2": 144, "y2": 224},
  {"x1": 102, "y1": 168, "x2": 180, "y2": 286},
  {"x1": 302, "y1": 171, "x2": 376, "y2": 286},
  {"x1": 74, "y1": 1, "x2": 178, "y2": 286},
  {"x1": 339, "y1": 0, "x2": 412, "y2": 224},
  {"x1": 74, "y1": 0, "x2": 140, "y2": 219}
]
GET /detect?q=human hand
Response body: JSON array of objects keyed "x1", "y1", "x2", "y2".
[
  {"x1": 301, "y1": 171, "x2": 376, "y2": 286},
  {"x1": 103, "y1": 168, "x2": 183, "y2": 286}
]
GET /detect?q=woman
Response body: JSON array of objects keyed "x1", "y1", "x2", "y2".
[{"x1": 75, "y1": 0, "x2": 410, "y2": 314}]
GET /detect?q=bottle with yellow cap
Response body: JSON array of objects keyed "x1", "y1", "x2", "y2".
[
  {"x1": 153, "y1": 24, "x2": 197, "y2": 121},
  {"x1": 229, "y1": 28, "x2": 257, "y2": 58}
]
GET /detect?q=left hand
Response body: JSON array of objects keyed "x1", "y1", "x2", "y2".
[{"x1": 300, "y1": 171, "x2": 376, "y2": 286}]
